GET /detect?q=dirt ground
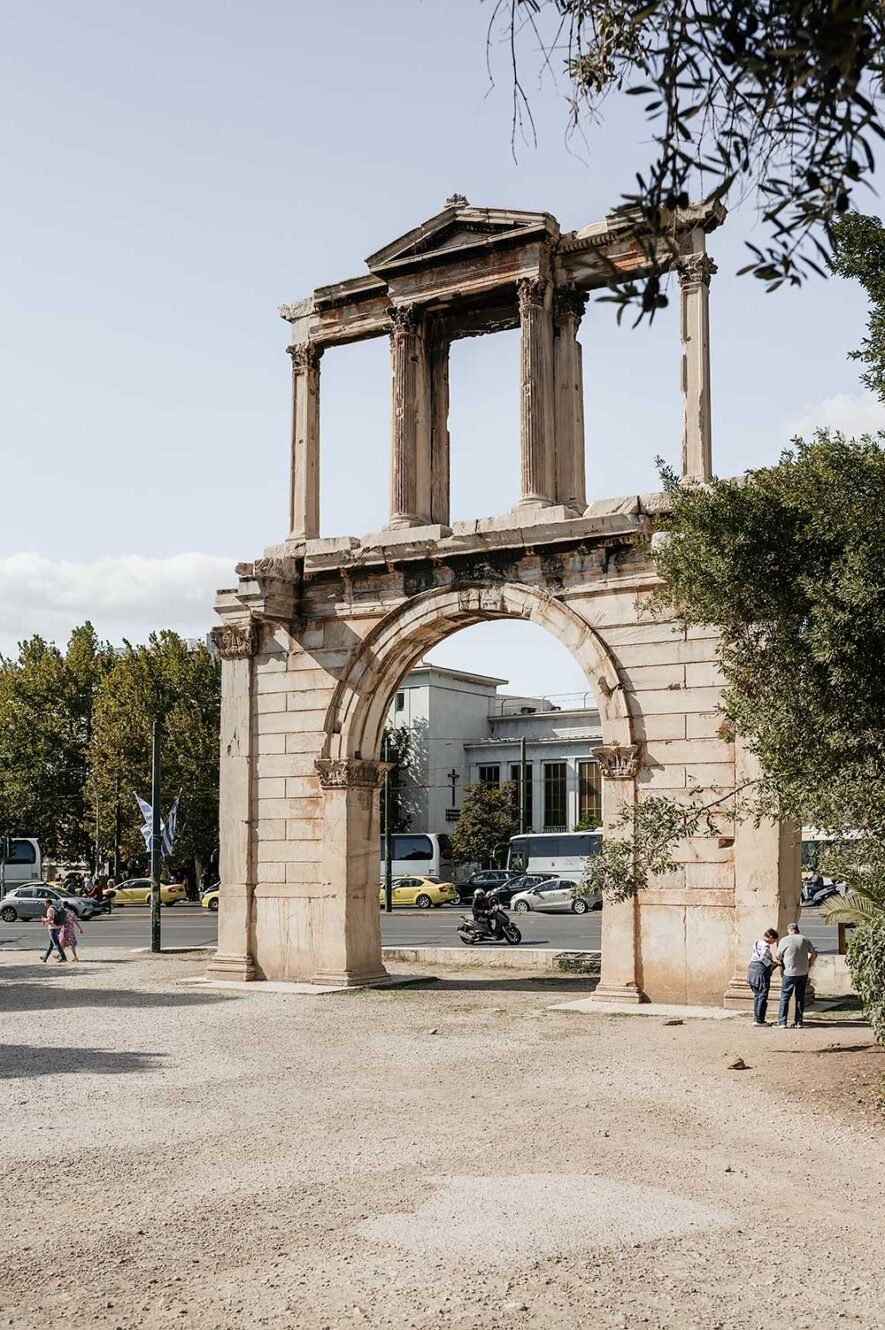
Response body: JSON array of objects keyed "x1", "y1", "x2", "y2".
[{"x1": 1, "y1": 950, "x2": 883, "y2": 1330}]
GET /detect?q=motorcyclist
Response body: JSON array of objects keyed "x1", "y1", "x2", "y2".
[{"x1": 472, "y1": 887, "x2": 503, "y2": 940}]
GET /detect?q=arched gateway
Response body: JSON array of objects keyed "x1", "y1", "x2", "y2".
[{"x1": 210, "y1": 197, "x2": 800, "y2": 1005}]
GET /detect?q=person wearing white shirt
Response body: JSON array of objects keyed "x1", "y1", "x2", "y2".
[{"x1": 747, "y1": 928, "x2": 779, "y2": 1026}]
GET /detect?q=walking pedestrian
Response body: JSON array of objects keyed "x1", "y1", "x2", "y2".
[
  {"x1": 747, "y1": 928, "x2": 779, "y2": 1026},
  {"x1": 775, "y1": 923, "x2": 817, "y2": 1028},
  {"x1": 41, "y1": 899, "x2": 68, "y2": 963},
  {"x1": 60, "y1": 905, "x2": 84, "y2": 961}
]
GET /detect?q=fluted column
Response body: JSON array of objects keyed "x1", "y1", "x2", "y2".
[
  {"x1": 207, "y1": 620, "x2": 259, "y2": 981},
  {"x1": 389, "y1": 303, "x2": 432, "y2": 528},
  {"x1": 515, "y1": 276, "x2": 556, "y2": 510},
  {"x1": 553, "y1": 285, "x2": 588, "y2": 511},
  {"x1": 677, "y1": 251, "x2": 716, "y2": 482},
  {"x1": 287, "y1": 341, "x2": 322, "y2": 540},
  {"x1": 429, "y1": 331, "x2": 450, "y2": 526}
]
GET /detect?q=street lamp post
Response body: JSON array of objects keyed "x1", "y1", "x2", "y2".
[{"x1": 150, "y1": 719, "x2": 162, "y2": 953}]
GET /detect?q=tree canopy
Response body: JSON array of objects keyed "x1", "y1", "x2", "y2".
[
  {"x1": 450, "y1": 781, "x2": 519, "y2": 867},
  {"x1": 488, "y1": 1, "x2": 885, "y2": 317},
  {"x1": 0, "y1": 626, "x2": 220, "y2": 872}
]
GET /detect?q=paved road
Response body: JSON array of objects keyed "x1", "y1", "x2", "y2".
[{"x1": 0, "y1": 902, "x2": 841, "y2": 953}]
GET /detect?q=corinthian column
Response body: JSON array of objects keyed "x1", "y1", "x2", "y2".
[
  {"x1": 288, "y1": 341, "x2": 322, "y2": 540},
  {"x1": 677, "y1": 251, "x2": 716, "y2": 482},
  {"x1": 388, "y1": 304, "x2": 432, "y2": 528},
  {"x1": 590, "y1": 744, "x2": 648, "y2": 1005},
  {"x1": 553, "y1": 285, "x2": 588, "y2": 511},
  {"x1": 515, "y1": 276, "x2": 556, "y2": 510}
]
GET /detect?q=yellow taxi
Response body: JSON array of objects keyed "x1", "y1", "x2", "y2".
[
  {"x1": 106, "y1": 878, "x2": 188, "y2": 907},
  {"x1": 378, "y1": 875, "x2": 458, "y2": 909},
  {"x1": 201, "y1": 888, "x2": 219, "y2": 913}
]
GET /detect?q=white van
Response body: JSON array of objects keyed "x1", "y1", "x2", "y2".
[{"x1": 0, "y1": 838, "x2": 42, "y2": 892}]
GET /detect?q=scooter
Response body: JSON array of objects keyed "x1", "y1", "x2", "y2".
[{"x1": 457, "y1": 902, "x2": 522, "y2": 946}]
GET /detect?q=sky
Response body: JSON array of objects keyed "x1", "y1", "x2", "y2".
[{"x1": 1, "y1": 0, "x2": 883, "y2": 694}]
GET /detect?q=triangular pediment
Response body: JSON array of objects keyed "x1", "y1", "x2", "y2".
[{"x1": 366, "y1": 202, "x2": 558, "y2": 274}]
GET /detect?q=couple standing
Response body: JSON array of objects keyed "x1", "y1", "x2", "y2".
[
  {"x1": 747, "y1": 923, "x2": 817, "y2": 1028},
  {"x1": 41, "y1": 900, "x2": 83, "y2": 963}
]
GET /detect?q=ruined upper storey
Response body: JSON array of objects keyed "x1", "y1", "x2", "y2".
[{"x1": 278, "y1": 196, "x2": 724, "y2": 546}]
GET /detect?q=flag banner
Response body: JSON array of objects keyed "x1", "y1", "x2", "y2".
[
  {"x1": 135, "y1": 794, "x2": 167, "y2": 855},
  {"x1": 162, "y1": 792, "x2": 180, "y2": 858}
]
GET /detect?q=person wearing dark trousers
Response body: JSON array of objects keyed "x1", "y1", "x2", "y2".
[
  {"x1": 775, "y1": 923, "x2": 817, "y2": 1028},
  {"x1": 747, "y1": 928, "x2": 779, "y2": 1026},
  {"x1": 41, "y1": 901, "x2": 68, "y2": 963}
]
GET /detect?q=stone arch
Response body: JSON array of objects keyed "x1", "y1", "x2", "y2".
[{"x1": 321, "y1": 580, "x2": 635, "y2": 764}]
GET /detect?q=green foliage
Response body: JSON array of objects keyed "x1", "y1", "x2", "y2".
[
  {"x1": 577, "y1": 788, "x2": 740, "y2": 904},
  {"x1": 382, "y1": 723, "x2": 424, "y2": 834},
  {"x1": 0, "y1": 624, "x2": 115, "y2": 859},
  {"x1": 574, "y1": 813, "x2": 602, "y2": 831},
  {"x1": 449, "y1": 781, "x2": 519, "y2": 867},
  {"x1": 654, "y1": 432, "x2": 885, "y2": 836},
  {"x1": 845, "y1": 918, "x2": 885, "y2": 1045},
  {"x1": 831, "y1": 212, "x2": 885, "y2": 400},
  {"x1": 89, "y1": 633, "x2": 220, "y2": 868},
  {"x1": 489, "y1": 1, "x2": 885, "y2": 317}
]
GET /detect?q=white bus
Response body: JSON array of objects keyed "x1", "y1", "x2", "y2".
[
  {"x1": 506, "y1": 831, "x2": 602, "y2": 877},
  {"x1": 380, "y1": 832, "x2": 455, "y2": 883},
  {"x1": 0, "y1": 838, "x2": 42, "y2": 893}
]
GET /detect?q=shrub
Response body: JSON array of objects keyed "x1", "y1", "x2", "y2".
[{"x1": 846, "y1": 919, "x2": 885, "y2": 1046}]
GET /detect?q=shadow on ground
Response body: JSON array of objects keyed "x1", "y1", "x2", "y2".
[
  {"x1": 0, "y1": 963, "x2": 235, "y2": 1013},
  {"x1": 0, "y1": 1043, "x2": 165, "y2": 1079},
  {"x1": 383, "y1": 974, "x2": 600, "y2": 995}
]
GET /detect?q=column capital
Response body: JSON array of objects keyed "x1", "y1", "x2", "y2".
[
  {"x1": 287, "y1": 340, "x2": 323, "y2": 371},
  {"x1": 517, "y1": 275, "x2": 549, "y2": 313},
  {"x1": 677, "y1": 253, "x2": 717, "y2": 290},
  {"x1": 554, "y1": 284, "x2": 588, "y2": 325},
  {"x1": 211, "y1": 621, "x2": 258, "y2": 660},
  {"x1": 388, "y1": 303, "x2": 421, "y2": 337},
  {"x1": 315, "y1": 758, "x2": 394, "y2": 790},
  {"x1": 591, "y1": 743, "x2": 642, "y2": 780}
]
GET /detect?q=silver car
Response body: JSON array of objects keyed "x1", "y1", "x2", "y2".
[
  {"x1": 0, "y1": 885, "x2": 100, "y2": 923},
  {"x1": 510, "y1": 877, "x2": 600, "y2": 914}
]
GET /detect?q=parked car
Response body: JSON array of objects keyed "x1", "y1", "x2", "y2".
[
  {"x1": 510, "y1": 877, "x2": 600, "y2": 914},
  {"x1": 487, "y1": 873, "x2": 554, "y2": 908},
  {"x1": 201, "y1": 888, "x2": 219, "y2": 913},
  {"x1": 105, "y1": 878, "x2": 187, "y2": 907},
  {"x1": 457, "y1": 870, "x2": 517, "y2": 904},
  {"x1": 0, "y1": 884, "x2": 102, "y2": 923},
  {"x1": 378, "y1": 876, "x2": 459, "y2": 909}
]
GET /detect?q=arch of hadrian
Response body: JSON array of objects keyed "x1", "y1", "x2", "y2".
[{"x1": 209, "y1": 195, "x2": 800, "y2": 1006}]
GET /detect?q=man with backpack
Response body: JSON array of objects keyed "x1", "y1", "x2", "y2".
[{"x1": 41, "y1": 898, "x2": 68, "y2": 963}]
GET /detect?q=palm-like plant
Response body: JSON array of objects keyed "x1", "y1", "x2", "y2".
[{"x1": 820, "y1": 886, "x2": 885, "y2": 928}]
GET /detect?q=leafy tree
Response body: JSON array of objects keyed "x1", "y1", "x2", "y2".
[
  {"x1": 381, "y1": 723, "x2": 424, "y2": 834},
  {"x1": 89, "y1": 633, "x2": 220, "y2": 877},
  {"x1": 654, "y1": 435, "x2": 885, "y2": 836},
  {"x1": 487, "y1": 1, "x2": 885, "y2": 316},
  {"x1": 0, "y1": 624, "x2": 114, "y2": 859},
  {"x1": 831, "y1": 211, "x2": 885, "y2": 398},
  {"x1": 450, "y1": 781, "x2": 519, "y2": 867}
]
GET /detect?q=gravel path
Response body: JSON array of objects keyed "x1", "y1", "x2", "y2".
[{"x1": 1, "y1": 950, "x2": 883, "y2": 1330}]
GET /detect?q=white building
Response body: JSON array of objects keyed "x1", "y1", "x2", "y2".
[{"x1": 388, "y1": 664, "x2": 603, "y2": 836}]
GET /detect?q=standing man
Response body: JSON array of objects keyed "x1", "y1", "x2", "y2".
[{"x1": 775, "y1": 923, "x2": 817, "y2": 1028}]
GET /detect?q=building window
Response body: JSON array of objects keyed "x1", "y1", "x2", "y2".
[
  {"x1": 395, "y1": 692, "x2": 405, "y2": 712},
  {"x1": 478, "y1": 764, "x2": 500, "y2": 786},
  {"x1": 509, "y1": 762, "x2": 533, "y2": 829},
  {"x1": 543, "y1": 762, "x2": 567, "y2": 831},
  {"x1": 578, "y1": 760, "x2": 602, "y2": 827}
]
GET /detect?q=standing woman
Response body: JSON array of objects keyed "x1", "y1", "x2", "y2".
[
  {"x1": 747, "y1": 928, "x2": 779, "y2": 1027},
  {"x1": 61, "y1": 905, "x2": 84, "y2": 961}
]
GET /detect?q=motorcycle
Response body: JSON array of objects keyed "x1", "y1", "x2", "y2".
[
  {"x1": 457, "y1": 902, "x2": 522, "y2": 947},
  {"x1": 802, "y1": 880, "x2": 840, "y2": 908}
]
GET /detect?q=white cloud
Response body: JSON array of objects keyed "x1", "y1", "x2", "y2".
[
  {"x1": 0, "y1": 552, "x2": 236, "y2": 656},
  {"x1": 785, "y1": 391, "x2": 885, "y2": 440}
]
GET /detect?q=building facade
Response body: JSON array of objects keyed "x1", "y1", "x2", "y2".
[{"x1": 388, "y1": 664, "x2": 603, "y2": 835}]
